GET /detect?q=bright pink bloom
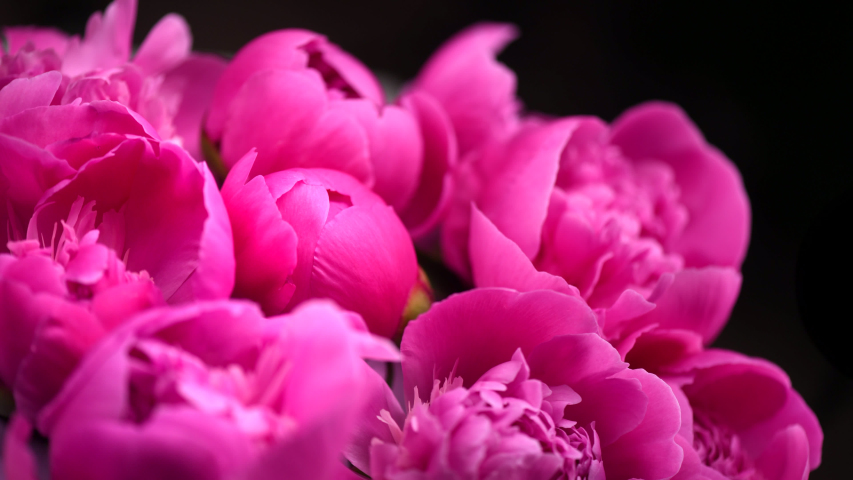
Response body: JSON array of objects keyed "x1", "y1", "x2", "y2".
[
  {"x1": 411, "y1": 23, "x2": 521, "y2": 157},
  {"x1": 221, "y1": 150, "x2": 417, "y2": 338},
  {"x1": 664, "y1": 350, "x2": 822, "y2": 480},
  {"x1": 1, "y1": 0, "x2": 226, "y2": 159},
  {"x1": 4, "y1": 300, "x2": 398, "y2": 480},
  {"x1": 350, "y1": 288, "x2": 684, "y2": 479},
  {"x1": 444, "y1": 103, "x2": 749, "y2": 360},
  {"x1": 0, "y1": 215, "x2": 163, "y2": 420}
]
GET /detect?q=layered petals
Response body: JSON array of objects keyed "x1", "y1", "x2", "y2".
[{"x1": 222, "y1": 152, "x2": 417, "y2": 337}]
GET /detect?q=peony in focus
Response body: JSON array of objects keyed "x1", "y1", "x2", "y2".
[
  {"x1": 4, "y1": 300, "x2": 399, "y2": 480},
  {"x1": 1, "y1": 0, "x2": 226, "y2": 159},
  {"x1": 444, "y1": 102, "x2": 749, "y2": 360},
  {"x1": 221, "y1": 150, "x2": 417, "y2": 338},
  {"x1": 349, "y1": 288, "x2": 684, "y2": 479}
]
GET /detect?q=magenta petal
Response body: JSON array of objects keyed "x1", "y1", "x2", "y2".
[
  {"x1": 0, "y1": 101, "x2": 158, "y2": 149},
  {"x1": 158, "y1": 54, "x2": 227, "y2": 161},
  {"x1": 414, "y1": 22, "x2": 519, "y2": 154},
  {"x1": 311, "y1": 204, "x2": 417, "y2": 337},
  {"x1": 639, "y1": 267, "x2": 741, "y2": 344},
  {"x1": 2, "y1": 26, "x2": 69, "y2": 56},
  {"x1": 396, "y1": 91, "x2": 458, "y2": 241},
  {"x1": 2, "y1": 415, "x2": 38, "y2": 480},
  {"x1": 601, "y1": 368, "x2": 683, "y2": 480},
  {"x1": 205, "y1": 29, "x2": 320, "y2": 140},
  {"x1": 401, "y1": 288, "x2": 597, "y2": 404},
  {"x1": 61, "y1": 0, "x2": 137, "y2": 77},
  {"x1": 0, "y1": 72, "x2": 64, "y2": 119},
  {"x1": 345, "y1": 364, "x2": 405, "y2": 474},
  {"x1": 51, "y1": 409, "x2": 253, "y2": 480},
  {"x1": 739, "y1": 388, "x2": 823, "y2": 470},
  {"x1": 469, "y1": 205, "x2": 579, "y2": 296},
  {"x1": 477, "y1": 119, "x2": 573, "y2": 259},
  {"x1": 336, "y1": 100, "x2": 422, "y2": 210},
  {"x1": 317, "y1": 41, "x2": 385, "y2": 105},
  {"x1": 624, "y1": 329, "x2": 704, "y2": 372},
  {"x1": 220, "y1": 70, "x2": 372, "y2": 183},
  {"x1": 222, "y1": 156, "x2": 298, "y2": 314},
  {"x1": 610, "y1": 102, "x2": 751, "y2": 269},
  {"x1": 132, "y1": 13, "x2": 192, "y2": 76},
  {"x1": 754, "y1": 425, "x2": 810, "y2": 480}
]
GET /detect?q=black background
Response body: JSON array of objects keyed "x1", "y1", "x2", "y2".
[{"x1": 2, "y1": 1, "x2": 851, "y2": 478}]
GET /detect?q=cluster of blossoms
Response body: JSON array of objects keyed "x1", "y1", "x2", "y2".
[{"x1": 1, "y1": 1, "x2": 822, "y2": 479}]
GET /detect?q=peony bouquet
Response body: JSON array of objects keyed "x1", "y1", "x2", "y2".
[{"x1": 0, "y1": 1, "x2": 823, "y2": 479}]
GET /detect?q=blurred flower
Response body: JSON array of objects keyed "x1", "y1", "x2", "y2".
[
  {"x1": 664, "y1": 350, "x2": 822, "y2": 480},
  {"x1": 349, "y1": 288, "x2": 684, "y2": 479},
  {"x1": 1, "y1": 0, "x2": 225, "y2": 159},
  {"x1": 4, "y1": 300, "x2": 398, "y2": 480},
  {"x1": 221, "y1": 150, "x2": 417, "y2": 338}
]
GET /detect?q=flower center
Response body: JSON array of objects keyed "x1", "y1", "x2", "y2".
[{"x1": 693, "y1": 411, "x2": 762, "y2": 480}]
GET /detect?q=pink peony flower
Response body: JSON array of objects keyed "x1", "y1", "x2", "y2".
[
  {"x1": 1, "y1": 90, "x2": 234, "y2": 419},
  {"x1": 4, "y1": 299, "x2": 399, "y2": 480},
  {"x1": 1, "y1": 0, "x2": 226, "y2": 160},
  {"x1": 221, "y1": 150, "x2": 417, "y2": 338},
  {"x1": 0, "y1": 214, "x2": 163, "y2": 420},
  {"x1": 349, "y1": 288, "x2": 684, "y2": 479},
  {"x1": 663, "y1": 350, "x2": 822, "y2": 480},
  {"x1": 442, "y1": 103, "x2": 749, "y2": 363}
]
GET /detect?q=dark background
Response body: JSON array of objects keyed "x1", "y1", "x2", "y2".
[{"x1": 3, "y1": 1, "x2": 851, "y2": 478}]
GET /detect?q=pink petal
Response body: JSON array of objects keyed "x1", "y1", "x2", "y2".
[
  {"x1": 157, "y1": 53, "x2": 227, "y2": 161},
  {"x1": 219, "y1": 70, "x2": 372, "y2": 183},
  {"x1": 401, "y1": 288, "x2": 597, "y2": 404},
  {"x1": 610, "y1": 102, "x2": 751, "y2": 269},
  {"x1": 469, "y1": 204, "x2": 579, "y2": 296},
  {"x1": 132, "y1": 13, "x2": 192, "y2": 76},
  {"x1": 528, "y1": 333, "x2": 647, "y2": 444},
  {"x1": 0, "y1": 72, "x2": 64, "y2": 119},
  {"x1": 2, "y1": 415, "x2": 38, "y2": 480},
  {"x1": 476, "y1": 119, "x2": 574, "y2": 260},
  {"x1": 739, "y1": 388, "x2": 823, "y2": 471},
  {"x1": 344, "y1": 364, "x2": 405, "y2": 473},
  {"x1": 2, "y1": 26, "x2": 69, "y2": 56},
  {"x1": 51, "y1": 408, "x2": 254, "y2": 480},
  {"x1": 414, "y1": 23, "x2": 519, "y2": 154},
  {"x1": 0, "y1": 101, "x2": 159, "y2": 149},
  {"x1": 334, "y1": 99, "x2": 422, "y2": 210},
  {"x1": 316, "y1": 41, "x2": 385, "y2": 105},
  {"x1": 205, "y1": 29, "x2": 320, "y2": 140},
  {"x1": 623, "y1": 329, "x2": 704, "y2": 372},
  {"x1": 311, "y1": 204, "x2": 417, "y2": 337},
  {"x1": 754, "y1": 425, "x2": 810, "y2": 480},
  {"x1": 221, "y1": 152, "x2": 298, "y2": 314},
  {"x1": 396, "y1": 91, "x2": 458, "y2": 242},
  {"x1": 601, "y1": 368, "x2": 684, "y2": 480},
  {"x1": 62, "y1": 0, "x2": 137, "y2": 77}
]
